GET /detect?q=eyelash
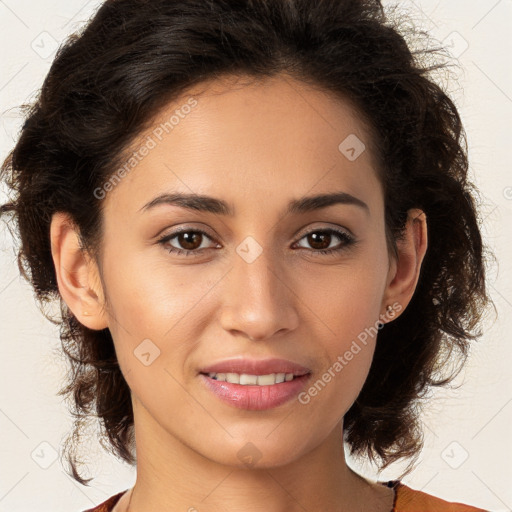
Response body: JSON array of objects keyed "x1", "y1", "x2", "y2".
[{"x1": 157, "y1": 227, "x2": 357, "y2": 258}]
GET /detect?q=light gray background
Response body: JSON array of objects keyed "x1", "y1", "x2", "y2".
[{"x1": 1, "y1": 1, "x2": 511, "y2": 511}]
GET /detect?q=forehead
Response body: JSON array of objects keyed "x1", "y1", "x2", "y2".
[{"x1": 102, "y1": 73, "x2": 381, "y2": 220}]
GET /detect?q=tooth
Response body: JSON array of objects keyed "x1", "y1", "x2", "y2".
[
  {"x1": 257, "y1": 373, "x2": 277, "y2": 385},
  {"x1": 225, "y1": 373, "x2": 240, "y2": 384},
  {"x1": 206, "y1": 371, "x2": 297, "y2": 385},
  {"x1": 239, "y1": 374, "x2": 258, "y2": 385}
]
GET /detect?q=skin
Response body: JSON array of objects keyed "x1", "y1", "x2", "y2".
[{"x1": 50, "y1": 73, "x2": 427, "y2": 511}]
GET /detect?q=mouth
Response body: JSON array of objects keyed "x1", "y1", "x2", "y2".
[
  {"x1": 197, "y1": 357, "x2": 312, "y2": 410},
  {"x1": 198, "y1": 370, "x2": 312, "y2": 411}
]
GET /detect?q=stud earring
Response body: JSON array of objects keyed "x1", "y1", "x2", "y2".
[
  {"x1": 82, "y1": 311, "x2": 91, "y2": 316},
  {"x1": 378, "y1": 304, "x2": 394, "y2": 329}
]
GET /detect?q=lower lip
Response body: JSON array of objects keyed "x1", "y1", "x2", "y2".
[{"x1": 199, "y1": 373, "x2": 311, "y2": 410}]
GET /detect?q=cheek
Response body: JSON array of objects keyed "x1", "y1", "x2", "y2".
[
  {"x1": 294, "y1": 262, "x2": 385, "y2": 412},
  {"x1": 103, "y1": 244, "x2": 212, "y2": 335},
  {"x1": 303, "y1": 258, "x2": 386, "y2": 340},
  {"x1": 101, "y1": 248, "x2": 226, "y2": 383}
]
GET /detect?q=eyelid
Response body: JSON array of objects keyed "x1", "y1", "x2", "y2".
[
  {"x1": 152, "y1": 221, "x2": 216, "y2": 239},
  {"x1": 296, "y1": 223, "x2": 353, "y2": 239},
  {"x1": 157, "y1": 223, "x2": 357, "y2": 259}
]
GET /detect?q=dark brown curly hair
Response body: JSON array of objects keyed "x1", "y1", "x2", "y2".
[{"x1": 0, "y1": 0, "x2": 496, "y2": 486}]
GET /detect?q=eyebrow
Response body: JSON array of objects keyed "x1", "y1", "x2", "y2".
[{"x1": 139, "y1": 191, "x2": 370, "y2": 217}]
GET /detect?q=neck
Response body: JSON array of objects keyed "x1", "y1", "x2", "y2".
[{"x1": 123, "y1": 400, "x2": 393, "y2": 512}]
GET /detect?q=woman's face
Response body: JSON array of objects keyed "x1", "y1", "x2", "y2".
[{"x1": 92, "y1": 74, "x2": 398, "y2": 467}]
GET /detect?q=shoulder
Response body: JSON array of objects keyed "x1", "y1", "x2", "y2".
[
  {"x1": 82, "y1": 490, "x2": 128, "y2": 512},
  {"x1": 393, "y1": 481, "x2": 488, "y2": 511}
]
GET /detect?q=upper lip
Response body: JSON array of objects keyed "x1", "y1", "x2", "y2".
[{"x1": 199, "y1": 357, "x2": 311, "y2": 376}]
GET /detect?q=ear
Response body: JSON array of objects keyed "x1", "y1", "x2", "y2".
[
  {"x1": 50, "y1": 212, "x2": 108, "y2": 330},
  {"x1": 380, "y1": 208, "x2": 428, "y2": 323}
]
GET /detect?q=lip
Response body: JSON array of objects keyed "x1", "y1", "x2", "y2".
[
  {"x1": 198, "y1": 357, "x2": 311, "y2": 376},
  {"x1": 199, "y1": 373, "x2": 312, "y2": 410}
]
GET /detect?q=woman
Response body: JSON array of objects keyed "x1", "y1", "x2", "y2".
[{"x1": 0, "y1": 0, "x2": 494, "y2": 510}]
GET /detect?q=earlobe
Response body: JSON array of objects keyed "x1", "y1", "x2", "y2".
[
  {"x1": 381, "y1": 208, "x2": 428, "y2": 322},
  {"x1": 50, "y1": 212, "x2": 108, "y2": 330}
]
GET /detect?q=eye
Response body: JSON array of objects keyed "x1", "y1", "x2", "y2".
[
  {"x1": 157, "y1": 226, "x2": 357, "y2": 258},
  {"x1": 293, "y1": 228, "x2": 356, "y2": 255},
  {"x1": 157, "y1": 228, "x2": 218, "y2": 257}
]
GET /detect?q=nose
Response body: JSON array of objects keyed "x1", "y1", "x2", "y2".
[{"x1": 218, "y1": 245, "x2": 299, "y2": 341}]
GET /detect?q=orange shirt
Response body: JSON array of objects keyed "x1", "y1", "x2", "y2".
[
  {"x1": 390, "y1": 481, "x2": 488, "y2": 511},
  {"x1": 83, "y1": 481, "x2": 488, "y2": 511}
]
